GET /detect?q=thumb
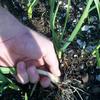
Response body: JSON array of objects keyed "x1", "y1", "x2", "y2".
[{"x1": 43, "y1": 47, "x2": 61, "y2": 76}]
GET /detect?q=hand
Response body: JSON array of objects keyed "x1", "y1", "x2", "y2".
[{"x1": 0, "y1": 8, "x2": 61, "y2": 88}]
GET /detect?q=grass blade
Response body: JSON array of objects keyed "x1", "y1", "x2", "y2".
[
  {"x1": 92, "y1": 44, "x2": 100, "y2": 67},
  {"x1": 93, "y1": 0, "x2": 100, "y2": 20},
  {"x1": 27, "y1": 0, "x2": 38, "y2": 19},
  {"x1": 25, "y1": 92, "x2": 28, "y2": 100},
  {"x1": 0, "y1": 72, "x2": 9, "y2": 83},
  {"x1": 49, "y1": 0, "x2": 61, "y2": 53},
  {"x1": 0, "y1": 67, "x2": 15, "y2": 74},
  {"x1": 96, "y1": 49, "x2": 100, "y2": 67}
]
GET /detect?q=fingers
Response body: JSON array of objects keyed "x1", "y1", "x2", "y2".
[
  {"x1": 27, "y1": 66, "x2": 39, "y2": 83},
  {"x1": 16, "y1": 62, "x2": 39, "y2": 84},
  {"x1": 44, "y1": 43, "x2": 61, "y2": 76},
  {"x1": 16, "y1": 61, "x2": 51, "y2": 87},
  {"x1": 16, "y1": 61, "x2": 29, "y2": 84}
]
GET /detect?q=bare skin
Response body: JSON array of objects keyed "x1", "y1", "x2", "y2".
[{"x1": 0, "y1": 8, "x2": 61, "y2": 88}]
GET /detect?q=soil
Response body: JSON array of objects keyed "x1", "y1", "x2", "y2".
[{"x1": 0, "y1": 0, "x2": 100, "y2": 100}]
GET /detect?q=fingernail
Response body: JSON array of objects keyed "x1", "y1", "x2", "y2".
[{"x1": 17, "y1": 72, "x2": 29, "y2": 84}]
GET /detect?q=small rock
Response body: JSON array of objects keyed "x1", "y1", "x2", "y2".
[
  {"x1": 22, "y1": 16, "x2": 27, "y2": 21},
  {"x1": 73, "y1": 54, "x2": 78, "y2": 58},
  {"x1": 79, "y1": 64, "x2": 84, "y2": 70},
  {"x1": 82, "y1": 73, "x2": 89, "y2": 83},
  {"x1": 86, "y1": 45, "x2": 96, "y2": 52},
  {"x1": 59, "y1": 1, "x2": 62, "y2": 5},
  {"x1": 77, "y1": 39, "x2": 86, "y2": 48},
  {"x1": 81, "y1": 25, "x2": 90, "y2": 31},
  {"x1": 73, "y1": 19, "x2": 77, "y2": 23},
  {"x1": 79, "y1": 7, "x2": 83, "y2": 10},
  {"x1": 96, "y1": 75, "x2": 100, "y2": 81},
  {"x1": 89, "y1": 16, "x2": 98, "y2": 23}
]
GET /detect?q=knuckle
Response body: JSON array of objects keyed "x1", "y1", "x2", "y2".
[
  {"x1": 21, "y1": 81, "x2": 28, "y2": 85},
  {"x1": 56, "y1": 60, "x2": 59, "y2": 66},
  {"x1": 48, "y1": 41, "x2": 54, "y2": 48}
]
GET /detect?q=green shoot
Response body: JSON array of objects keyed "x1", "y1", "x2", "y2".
[
  {"x1": 61, "y1": 0, "x2": 93, "y2": 51},
  {"x1": 0, "y1": 69, "x2": 20, "y2": 93},
  {"x1": 25, "y1": 92, "x2": 28, "y2": 100},
  {"x1": 92, "y1": 44, "x2": 100, "y2": 67},
  {"x1": 96, "y1": 49, "x2": 100, "y2": 67},
  {"x1": 93, "y1": 0, "x2": 100, "y2": 20},
  {"x1": 49, "y1": 0, "x2": 61, "y2": 57},
  {"x1": 0, "y1": 72, "x2": 9, "y2": 83},
  {"x1": 27, "y1": 0, "x2": 38, "y2": 19}
]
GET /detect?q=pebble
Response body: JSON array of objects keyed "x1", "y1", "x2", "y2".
[
  {"x1": 89, "y1": 16, "x2": 98, "y2": 23},
  {"x1": 81, "y1": 25, "x2": 90, "y2": 31},
  {"x1": 81, "y1": 25, "x2": 96, "y2": 31},
  {"x1": 79, "y1": 64, "x2": 84, "y2": 70},
  {"x1": 96, "y1": 75, "x2": 100, "y2": 81},
  {"x1": 77, "y1": 39, "x2": 86, "y2": 48},
  {"x1": 73, "y1": 19, "x2": 77, "y2": 23},
  {"x1": 73, "y1": 54, "x2": 78, "y2": 58},
  {"x1": 59, "y1": 1, "x2": 63, "y2": 5},
  {"x1": 79, "y1": 7, "x2": 83, "y2": 10},
  {"x1": 86, "y1": 45, "x2": 96, "y2": 52},
  {"x1": 22, "y1": 16, "x2": 27, "y2": 21},
  {"x1": 82, "y1": 73, "x2": 89, "y2": 83}
]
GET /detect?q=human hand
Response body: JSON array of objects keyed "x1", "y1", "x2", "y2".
[{"x1": 0, "y1": 8, "x2": 61, "y2": 88}]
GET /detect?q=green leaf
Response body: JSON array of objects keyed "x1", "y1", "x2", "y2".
[
  {"x1": 49, "y1": 0, "x2": 60, "y2": 53},
  {"x1": 25, "y1": 92, "x2": 28, "y2": 100},
  {"x1": 0, "y1": 67, "x2": 16, "y2": 74},
  {"x1": 0, "y1": 72, "x2": 9, "y2": 83},
  {"x1": 96, "y1": 48, "x2": 100, "y2": 67},
  {"x1": 92, "y1": 44, "x2": 100, "y2": 67},
  {"x1": 9, "y1": 84, "x2": 20, "y2": 91},
  {"x1": 93, "y1": 0, "x2": 100, "y2": 20},
  {"x1": 92, "y1": 44, "x2": 100, "y2": 56},
  {"x1": 0, "y1": 84, "x2": 8, "y2": 93}
]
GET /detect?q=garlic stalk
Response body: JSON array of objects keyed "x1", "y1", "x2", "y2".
[{"x1": 37, "y1": 69, "x2": 60, "y2": 83}]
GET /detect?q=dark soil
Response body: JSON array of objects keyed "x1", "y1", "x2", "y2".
[{"x1": 0, "y1": 0, "x2": 100, "y2": 100}]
